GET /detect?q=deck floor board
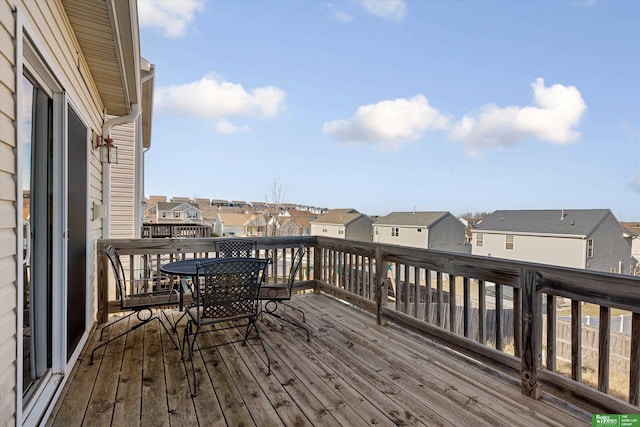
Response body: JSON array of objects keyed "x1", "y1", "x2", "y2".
[{"x1": 48, "y1": 294, "x2": 591, "y2": 426}]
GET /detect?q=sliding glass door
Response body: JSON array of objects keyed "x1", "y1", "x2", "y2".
[{"x1": 22, "y1": 74, "x2": 53, "y2": 400}]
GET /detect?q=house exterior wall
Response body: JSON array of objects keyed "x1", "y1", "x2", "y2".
[
  {"x1": 429, "y1": 215, "x2": 470, "y2": 253},
  {"x1": 2, "y1": 1, "x2": 129, "y2": 424},
  {"x1": 472, "y1": 213, "x2": 633, "y2": 274},
  {"x1": 473, "y1": 231, "x2": 586, "y2": 268},
  {"x1": 0, "y1": 1, "x2": 17, "y2": 424},
  {"x1": 374, "y1": 214, "x2": 468, "y2": 253},
  {"x1": 109, "y1": 121, "x2": 136, "y2": 238},
  {"x1": 310, "y1": 223, "x2": 344, "y2": 239},
  {"x1": 345, "y1": 216, "x2": 373, "y2": 242},
  {"x1": 374, "y1": 224, "x2": 428, "y2": 248},
  {"x1": 587, "y1": 212, "x2": 633, "y2": 274}
]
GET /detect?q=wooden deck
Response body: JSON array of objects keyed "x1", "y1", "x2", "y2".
[{"x1": 48, "y1": 293, "x2": 591, "y2": 426}]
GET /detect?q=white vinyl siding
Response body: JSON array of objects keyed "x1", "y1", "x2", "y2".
[
  {"x1": 109, "y1": 122, "x2": 136, "y2": 238},
  {"x1": 473, "y1": 232, "x2": 585, "y2": 269},
  {"x1": 0, "y1": 0, "x2": 17, "y2": 423}
]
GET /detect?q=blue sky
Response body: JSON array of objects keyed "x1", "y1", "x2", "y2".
[{"x1": 138, "y1": 0, "x2": 640, "y2": 220}]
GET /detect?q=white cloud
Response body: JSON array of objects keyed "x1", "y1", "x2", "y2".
[
  {"x1": 322, "y1": 95, "x2": 449, "y2": 150},
  {"x1": 359, "y1": 0, "x2": 406, "y2": 21},
  {"x1": 138, "y1": 0, "x2": 205, "y2": 38},
  {"x1": 629, "y1": 172, "x2": 640, "y2": 194},
  {"x1": 449, "y1": 78, "x2": 587, "y2": 155},
  {"x1": 155, "y1": 73, "x2": 286, "y2": 132},
  {"x1": 335, "y1": 11, "x2": 353, "y2": 23},
  {"x1": 215, "y1": 119, "x2": 249, "y2": 135}
]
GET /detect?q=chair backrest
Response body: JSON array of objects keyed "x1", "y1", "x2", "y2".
[
  {"x1": 195, "y1": 257, "x2": 269, "y2": 322},
  {"x1": 214, "y1": 238, "x2": 257, "y2": 258},
  {"x1": 286, "y1": 246, "x2": 307, "y2": 292},
  {"x1": 101, "y1": 245, "x2": 127, "y2": 306}
]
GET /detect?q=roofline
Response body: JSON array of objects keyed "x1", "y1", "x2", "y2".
[{"x1": 472, "y1": 229, "x2": 587, "y2": 239}]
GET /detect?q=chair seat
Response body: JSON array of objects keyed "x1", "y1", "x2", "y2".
[
  {"x1": 259, "y1": 283, "x2": 290, "y2": 300},
  {"x1": 186, "y1": 301, "x2": 258, "y2": 325},
  {"x1": 122, "y1": 291, "x2": 180, "y2": 311}
]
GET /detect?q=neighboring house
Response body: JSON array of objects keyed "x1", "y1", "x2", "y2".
[
  {"x1": 472, "y1": 210, "x2": 634, "y2": 274},
  {"x1": 374, "y1": 211, "x2": 470, "y2": 253},
  {"x1": 156, "y1": 202, "x2": 202, "y2": 223},
  {"x1": 622, "y1": 222, "x2": 640, "y2": 276},
  {"x1": 310, "y1": 209, "x2": 373, "y2": 242},
  {"x1": 288, "y1": 210, "x2": 316, "y2": 236},
  {"x1": 215, "y1": 213, "x2": 266, "y2": 237},
  {"x1": 1, "y1": 1, "x2": 151, "y2": 424}
]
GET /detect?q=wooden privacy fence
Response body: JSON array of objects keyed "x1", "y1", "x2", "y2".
[{"x1": 96, "y1": 236, "x2": 640, "y2": 414}]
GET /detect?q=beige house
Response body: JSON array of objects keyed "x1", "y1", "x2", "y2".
[
  {"x1": 310, "y1": 209, "x2": 373, "y2": 242},
  {"x1": 214, "y1": 212, "x2": 267, "y2": 237},
  {"x1": 156, "y1": 201, "x2": 203, "y2": 223},
  {"x1": 472, "y1": 210, "x2": 634, "y2": 274},
  {"x1": 373, "y1": 211, "x2": 469, "y2": 253},
  {"x1": 0, "y1": 1, "x2": 152, "y2": 424}
]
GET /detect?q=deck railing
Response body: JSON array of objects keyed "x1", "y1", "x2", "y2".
[
  {"x1": 141, "y1": 223, "x2": 212, "y2": 238},
  {"x1": 96, "y1": 236, "x2": 640, "y2": 414}
]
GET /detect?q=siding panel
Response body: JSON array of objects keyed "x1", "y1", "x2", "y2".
[{"x1": 0, "y1": 1, "x2": 15, "y2": 425}]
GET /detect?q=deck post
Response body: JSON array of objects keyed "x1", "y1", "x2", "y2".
[
  {"x1": 630, "y1": 313, "x2": 640, "y2": 405},
  {"x1": 521, "y1": 268, "x2": 542, "y2": 399},
  {"x1": 313, "y1": 244, "x2": 321, "y2": 295},
  {"x1": 97, "y1": 240, "x2": 109, "y2": 323},
  {"x1": 375, "y1": 246, "x2": 387, "y2": 326}
]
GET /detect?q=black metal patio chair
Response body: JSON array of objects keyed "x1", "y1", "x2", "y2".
[
  {"x1": 259, "y1": 246, "x2": 310, "y2": 341},
  {"x1": 214, "y1": 238, "x2": 257, "y2": 258},
  {"x1": 90, "y1": 245, "x2": 180, "y2": 364},
  {"x1": 182, "y1": 257, "x2": 271, "y2": 396}
]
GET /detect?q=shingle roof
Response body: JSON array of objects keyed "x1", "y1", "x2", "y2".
[
  {"x1": 311, "y1": 209, "x2": 363, "y2": 225},
  {"x1": 374, "y1": 211, "x2": 449, "y2": 227},
  {"x1": 622, "y1": 222, "x2": 640, "y2": 236},
  {"x1": 157, "y1": 202, "x2": 200, "y2": 211},
  {"x1": 474, "y1": 209, "x2": 613, "y2": 236}
]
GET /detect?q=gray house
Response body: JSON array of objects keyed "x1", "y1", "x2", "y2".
[
  {"x1": 472, "y1": 209, "x2": 634, "y2": 274},
  {"x1": 374, "y1": 211, "x2": 470, "y2": 253},
  {"x1": 310, "y1": 209, "x2": 373, "y2": 242}
]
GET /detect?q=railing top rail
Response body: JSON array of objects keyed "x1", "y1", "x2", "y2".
[{"x1": 99, "y1": 235, "x2": 640, "y2": 311}]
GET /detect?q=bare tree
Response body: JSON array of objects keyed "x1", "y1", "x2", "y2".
[
  {"x1": 263, "y1": 180, "x2": 287, "y2": 237},
  {"x1": 459, "y1": 211, "x2": 490, "y2": 242}
]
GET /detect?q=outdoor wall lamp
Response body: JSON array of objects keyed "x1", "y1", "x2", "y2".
[{"x1": 99, "y1": 136, "x2": 118, "y2": 164}]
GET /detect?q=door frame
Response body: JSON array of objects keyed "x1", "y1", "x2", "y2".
[{"x1": 16, "y1": 15, "x2": 90, "y2": 425}]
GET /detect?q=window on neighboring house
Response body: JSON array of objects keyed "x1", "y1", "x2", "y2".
[
  {"x1": 417, "y1": 228, "x2": 422, "y2": 232},
  {"x1": 173, "y1": 212, "x2": 181, "y2": 219},
  {"x1": 161, "y1": 212, "x2": 168, "y2": 218},
  {"x1": 187, "y1": 211, "x2": 198, "y2": 219},
  {"x1": 391, "y1": 227, "x2": 399, "y2": 237},
  {"x1": 322, "y1": 226, "x2": 327, "y2": 233},
  {"x1": 338, "y1": 227, "x2": 344, "y2": 235},
  {"x1": 587, "y1": 239, "x2": 594, "y2": 258},
  {"x1": 375, "y1": 227, "x2": 379, "y2": 235},
  {"x1": 476, "y1": 233, "x2": 483, "y2": 247},
  {"x1": 505, "y1": 235, "x2": 514, "y2": 250}
]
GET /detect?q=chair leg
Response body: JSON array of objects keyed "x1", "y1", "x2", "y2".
[
  {"x1": 157, "y1": 309, "x2": 180, "y2": 350},
  {"x1": 242, "y1": 319, "x2": 270, "y2": 375},
  {"x1": 280, "y1": 302, "x2": 306, "y2": 323},
  {"x1": 262, "y1": 300, "x2": 310, "y2": 342},
  {"x1": 98, "y1": 311, "x2": 135, "y2": 341},
  {"x1": 90, "y1": 309, "x2": 179, "y2": 364},
  {"x1": 90, "y1": 310, "x2": 151, "y2": 364},
  {"x1": 182, "y1": 320, "x2": 200, "y2": 397}
]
